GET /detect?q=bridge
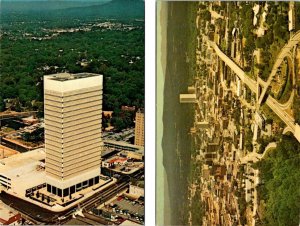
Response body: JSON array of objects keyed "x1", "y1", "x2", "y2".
[
  {"x1": 257, "y1": 31, "x2": 300, "y2": 106},
  {"x1": 206, "y1": 38, "x2": 257, "y2": 93},
  {"x1": 205, "y1": 31, "x2": 300, "y2": 143}
]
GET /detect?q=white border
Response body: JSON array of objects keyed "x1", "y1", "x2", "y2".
[{"x1": 145, "y1": 0, "x2": 156, "y2": 225}]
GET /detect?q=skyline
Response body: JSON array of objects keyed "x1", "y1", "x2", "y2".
[{"x1": 1, "y1": 0, "x2": 110, "y2": 2}]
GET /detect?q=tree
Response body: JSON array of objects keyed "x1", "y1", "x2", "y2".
[
  {"x1": 257, "y1": 135, "x2": 300, "y2": 226},
  {"x1": 114, "y1": 117, "x2": 126, "y2": 132},
  {"x1": 201, "y1": 10, "x2": 211, "y2": 22},
  {"x1": 0, "y1": 96, "x2": 5, "y2": 112},
  {"x1": 22, "y1": 132, "x2": 31, "y2": 142},
  {"x1": 294, "y1": 98, "x2": 300, "y2": 124}
]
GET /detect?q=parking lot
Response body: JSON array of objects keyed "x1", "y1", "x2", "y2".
[
  {"x1": 102, "y1": 128, "x2": 134, "y2": 142},
  {"x1": 115, "y1": 197, "x2": 144, "y2": 216}
]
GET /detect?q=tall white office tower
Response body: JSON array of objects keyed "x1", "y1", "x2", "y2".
[{"x1": 44, "y1": 73, "x2": 103, "y2": 197}]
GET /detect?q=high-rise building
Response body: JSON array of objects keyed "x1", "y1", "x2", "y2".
[
  {"x1": 134, "y1": 109, "x2": 144, "y2": 147},
  {"x1": 44, "y1": 73, "x2": 103, "y2": 197},
  {"x1": 179, "y1": 94, "x2": 197, "y2": 103},
  {"x1": 188, "y1": 86, "x2": 196, "y2": 94}
]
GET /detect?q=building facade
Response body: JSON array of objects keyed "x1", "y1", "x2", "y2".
[
  {"x1": 44, "y1": 73, "x2": 103, "y2": 197},
  {"x1": 134, "y1": 109, "x2": 144, "y2": 147},
  {"x1": 179, "y1": 94, "x2": 197, "y2": 103}
]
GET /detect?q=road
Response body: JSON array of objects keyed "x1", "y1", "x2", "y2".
[
  {"x1": 266, "y1": 97, "x2": 295, "y2": 130},
  {"x1": 258, "y1": 31, "x2": 300, "y2": 105},
  {"x1": 0, "y1": 169, "x2": 144, "y2": 224},
  {"x1": 206, "y1": 38, "x2": 257, "y2": 92},
  {"x1": 206, "y1": 33, "x2": 300, "y2": 142},
  {"x1": 275, "y1": 89, "x2": 295, "y2": 110}
]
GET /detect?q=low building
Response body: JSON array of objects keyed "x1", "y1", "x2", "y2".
[
  {"x1": 129, "y1": 181, "x2": 144, "y2": 198},
  {"x1": 236, "y1": 78, "x2": 242, "y2": 97},
  {"x1": 22, "y1": 116, "x2": 39, "y2": 125},
  {"x1": 0, "y1": 148, "x2": 115, "y2": 212},
  {"x1": 254, "y1": 112, "x2": 266, "y2": 130},
  {"x1": 103, "y1": 111, "x2": 113, "y2": 118},
  {"x1": 121, "y1": 106, "x2": 136, "y2": 112},
  {"x1": 104, "y1": 126, "x2": 114, "y2": 131},
  {"x1": 0, "y1": 149, "x2": 45, "y2": 192},
  {"x1": 0, "y1": 201, "x2": 21, "y2": 225},
  {"x1": 119, "y1": 220, "x2": 141, "y2": 225},
  {"x1": 104, "y1": 140, "x2": 144, "y2": 153},
  {"x1": 126, "y1": 151, "x2": 143, "y2": 161},
  {"x1": 196, "y1": 121, "x2": 210, "y2": 129}
]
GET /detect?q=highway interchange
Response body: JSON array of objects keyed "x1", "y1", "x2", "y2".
[{"x1": 206, "y1": 31, "x2": 300, "y2": 142}]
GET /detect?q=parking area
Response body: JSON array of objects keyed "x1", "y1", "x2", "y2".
[
  {"x1": 115, "y1": 197, "x2": 144, "y2": 216},
  {"x1": 95, "y1": 195, "x2": 144, "y2": 224}
]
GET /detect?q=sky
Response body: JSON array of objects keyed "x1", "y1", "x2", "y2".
[{"x1": 1, "y1": 0, "x2": 110, "y2": 2}]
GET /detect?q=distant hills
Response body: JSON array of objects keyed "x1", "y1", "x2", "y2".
[
  {"x1": 0, "y1": 0, "x2": 144, "y2": 19},
  {"x1": 0, "y1": 1, "x2": 110, "y2": 11},
  {"x1": 57, "y1": 0, "x2": 144, "y2": 19}
]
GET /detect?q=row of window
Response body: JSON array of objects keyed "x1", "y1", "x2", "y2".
[{"x1": 47, "y1": 176, "x2": 100, "y2": 197}]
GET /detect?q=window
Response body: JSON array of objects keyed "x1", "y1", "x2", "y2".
[
  {"x1": 58, "y1": 188, "x2": 62, "y2": 197},
  {"x1": 63, "y1": 188, "x2": 69, "y2": 197}
]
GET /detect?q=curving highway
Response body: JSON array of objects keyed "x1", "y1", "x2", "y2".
[
  {"x1": 258, "y1": 31, "x2": 300, "y2": 106},
  {"x1": 205, "y1": 31, "x2": 300, "y2": 142}
]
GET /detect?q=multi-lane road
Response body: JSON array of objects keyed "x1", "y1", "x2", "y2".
[
  {"x1": 258, "y1": 31, "x2": 300, "y2": 105},
  {"x1": 206, "y1": 38, "x2": 257, "y2": 92},
  {"x1": 206, "y1": 32, "x2": 300, "y2": 142}
]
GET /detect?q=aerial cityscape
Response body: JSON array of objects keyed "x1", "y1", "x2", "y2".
[
  {"x1": 157, "y1": 1, "x2": 300, "y2": 226},
  {"x1": 0, "y1": 0, "x2": 145, "y2": 225}
]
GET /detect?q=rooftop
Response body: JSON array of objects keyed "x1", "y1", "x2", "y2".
[
  {"x1": 0, "y1": 148, "x2": 45, "y2": 179},
  {"x1": 47, "y1": 72, "x2": 101, "y2": 82},
  {"x1": 131, "y1": 180, "x2": 144, "y2": 188},
  {"x1": 0, "y1": 148, "x2": 46, "y2": 194},
  {"x1": 104, "y1": 140, "x2": 144, "y2": 153},
  {"x1": 0, "y1": 200, "x2": 19, "y2": 222},
  {"x1": 119, "y1": 220, "x2": 141, "y2": 225}
]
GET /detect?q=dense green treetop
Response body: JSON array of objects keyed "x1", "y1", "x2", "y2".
[
  {"x1": 0, "y1": 0, "x2": 145, "y2": 116},
  {"x1": 255, "y1": 135, "x2": 300, "y2": 226}
]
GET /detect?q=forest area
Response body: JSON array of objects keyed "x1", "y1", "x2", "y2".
[
  {"x1": 0, "y1": 0, "x2": 145, "y2": 131},
  {"x1": 254, "y1": 135, "x2": 300, "y2": 226}
]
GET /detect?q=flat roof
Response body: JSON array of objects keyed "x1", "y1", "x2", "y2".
[
  {"x1": 0, "y1": 148, "x2": 46, "y2": 194},
  {"x1": 104, "y1": 140, "x2": 144, "y2": 152},
  {"x1": 119, "y1": 220, "x2": 141, "y2": 225},
  {"x1": 0, "y1": 201, "x2": 19, "y2": 221},
  {"x1": 0, "y1": 149, "x2": 45, "y2": 178},
  {"x1": 47, "y1": 73, "x2": 101, "y2": 82}
]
